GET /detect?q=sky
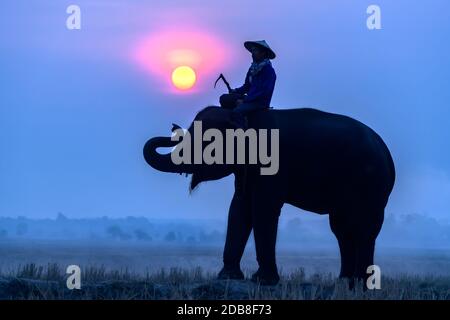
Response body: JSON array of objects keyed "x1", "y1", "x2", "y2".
[{"x1": 1, "y1": 0, "x2": 450, "y2": 221}]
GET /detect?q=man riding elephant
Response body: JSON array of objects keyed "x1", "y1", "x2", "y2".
[
  {"x1": 220, "y1": 40, "x2": 277, "y2": 128},
  {"x1": 143, "y1": 105, "x2": 396, "y2": 286}
]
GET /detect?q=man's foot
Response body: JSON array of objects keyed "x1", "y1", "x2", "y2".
[
  {"x1": 251, "y1": 268, "x2": 280, "y2": 286},
  {"x1": 217, "y1": 266, "x2": 245, "y2": 280}
]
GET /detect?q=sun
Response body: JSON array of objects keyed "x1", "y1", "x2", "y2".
[{"x1": 171, "y1": 66, "x2": 196, "y2": 90}]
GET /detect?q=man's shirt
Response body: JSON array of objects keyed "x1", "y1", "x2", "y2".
[{"x1": 233, "y1": 63, "x2": 277, "y2": 107}]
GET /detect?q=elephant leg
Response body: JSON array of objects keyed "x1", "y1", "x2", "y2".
[
  {"x1": 329, "y1": 214, "x2": 356, "y2": 279},
  {"x1": 336, "y1": 234, "x2": 357, "y2": 279},
  {"x1": 354, "y1": 238, "x2": 376, "y2": 280},
  {"x1": 222, "y1": 190, "x2": 252, "y2": 270},
  {"x1": 251, "y1": 195, "x2": 283, "y2": 285},
  {"x1": 330, "y1": 206, "x2": 383, "y2": 288},
  {"x1": 353, "y1": 208, "x2": 383, "y2": 281}
]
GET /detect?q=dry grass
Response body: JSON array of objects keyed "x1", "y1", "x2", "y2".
[{"x1": 0, "y1": 263, "x2": 449, "y2": 300}]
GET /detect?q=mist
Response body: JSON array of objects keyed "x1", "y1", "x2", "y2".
[{"x1": 1, "y1": 212, "x2": 448, "y2": 250}]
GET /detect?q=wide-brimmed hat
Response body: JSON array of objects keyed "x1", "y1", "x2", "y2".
[{"x1": 244, "y1": 40, "x2": 276, "y2": 59}]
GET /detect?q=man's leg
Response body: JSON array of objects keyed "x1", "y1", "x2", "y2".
[
  {"x1": 233, "y1": 102, "x2": 266, "y2": 114},
  {"x1": 219, "y1": 93, "x2": 244, "y2": 109},
  {"x1": 230, "y1": 102, "x2": 267, "y2": 128}
]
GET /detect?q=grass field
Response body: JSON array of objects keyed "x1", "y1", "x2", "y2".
[
  {"x1": 0, "y1": 240, "x2": 449, "y2": 299},
  {"x1": 1, "y1": 264, "x2": 450, "y2": 299}
]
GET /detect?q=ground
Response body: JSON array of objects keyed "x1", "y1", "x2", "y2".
[{"x1": 0, "y1": 240, "x2": 449, "y2": 299}]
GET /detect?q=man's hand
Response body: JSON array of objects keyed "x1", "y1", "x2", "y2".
[{"x1": 236, "y1": 99, "x2": 244, "y2": 106}]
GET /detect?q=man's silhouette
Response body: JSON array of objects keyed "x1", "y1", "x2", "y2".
[{"x1": 220, "y1": 40, "x2": 277, "y2": 127}]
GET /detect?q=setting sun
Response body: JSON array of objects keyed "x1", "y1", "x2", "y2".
[
  {"x1": 133, "y1": 29, "x2": 230, "y2": 92},
  {"x1": 171, "y1": 66, "x2": 196, "y2": 90}
]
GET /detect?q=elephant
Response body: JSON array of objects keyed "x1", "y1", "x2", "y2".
[{"x1": 143, "y1": 106, "x2": 396, "y2": 286}]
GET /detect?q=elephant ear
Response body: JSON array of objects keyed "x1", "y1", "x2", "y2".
[{"x1": 188, "y1": 107, "x2": 236, "y2": 193}]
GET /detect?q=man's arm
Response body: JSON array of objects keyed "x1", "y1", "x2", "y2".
[
  {"x1": 243, "y1": 67, "x2": 276, "y2": 103},
  {"x1": 232, "y1": 71, "x2": 251, "y2": 94}
]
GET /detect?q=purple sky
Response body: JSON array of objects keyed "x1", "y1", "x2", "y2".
[{"x1": 1, "y1": 0, "x2": 450, "y2": 221}]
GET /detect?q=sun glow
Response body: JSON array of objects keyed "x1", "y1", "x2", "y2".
[{"x1": 133, "y1": 28, "x2": 231, "y2": 93}]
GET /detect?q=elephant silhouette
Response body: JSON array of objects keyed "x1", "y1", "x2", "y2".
[{"x1": 143, "y1": 106, "x2": 396, "y2": 286}]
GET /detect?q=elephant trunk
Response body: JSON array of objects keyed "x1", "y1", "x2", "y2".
[{"x1": 143, "y1": 136, "x2": 193, "y2": 174}]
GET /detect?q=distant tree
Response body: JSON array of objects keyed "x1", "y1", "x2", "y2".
[
  {"x1": 0, "y1": 229, "x2": 7, "y2": 238},
  {"x1": 186, "y1": 235, "x2": 196, "y2": 243},
  {"x1": 16, "y1": 223, "x2": 28, "y2": 236},
  {"x1": 199, "y1": 230, "x2": 224, "y2": 242},
  {"x1": 106, "y1": 225, "x2": 131, "y2": 241},
  {"x1": 164, "y1": 231, "x2": 176, "y2": 242},
  {"x1": 134, "y1": 229, "x2": 152, "y2": 241},
  {"x1": 56, "y1": 212, "x2": 68, "y2": 221}
]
